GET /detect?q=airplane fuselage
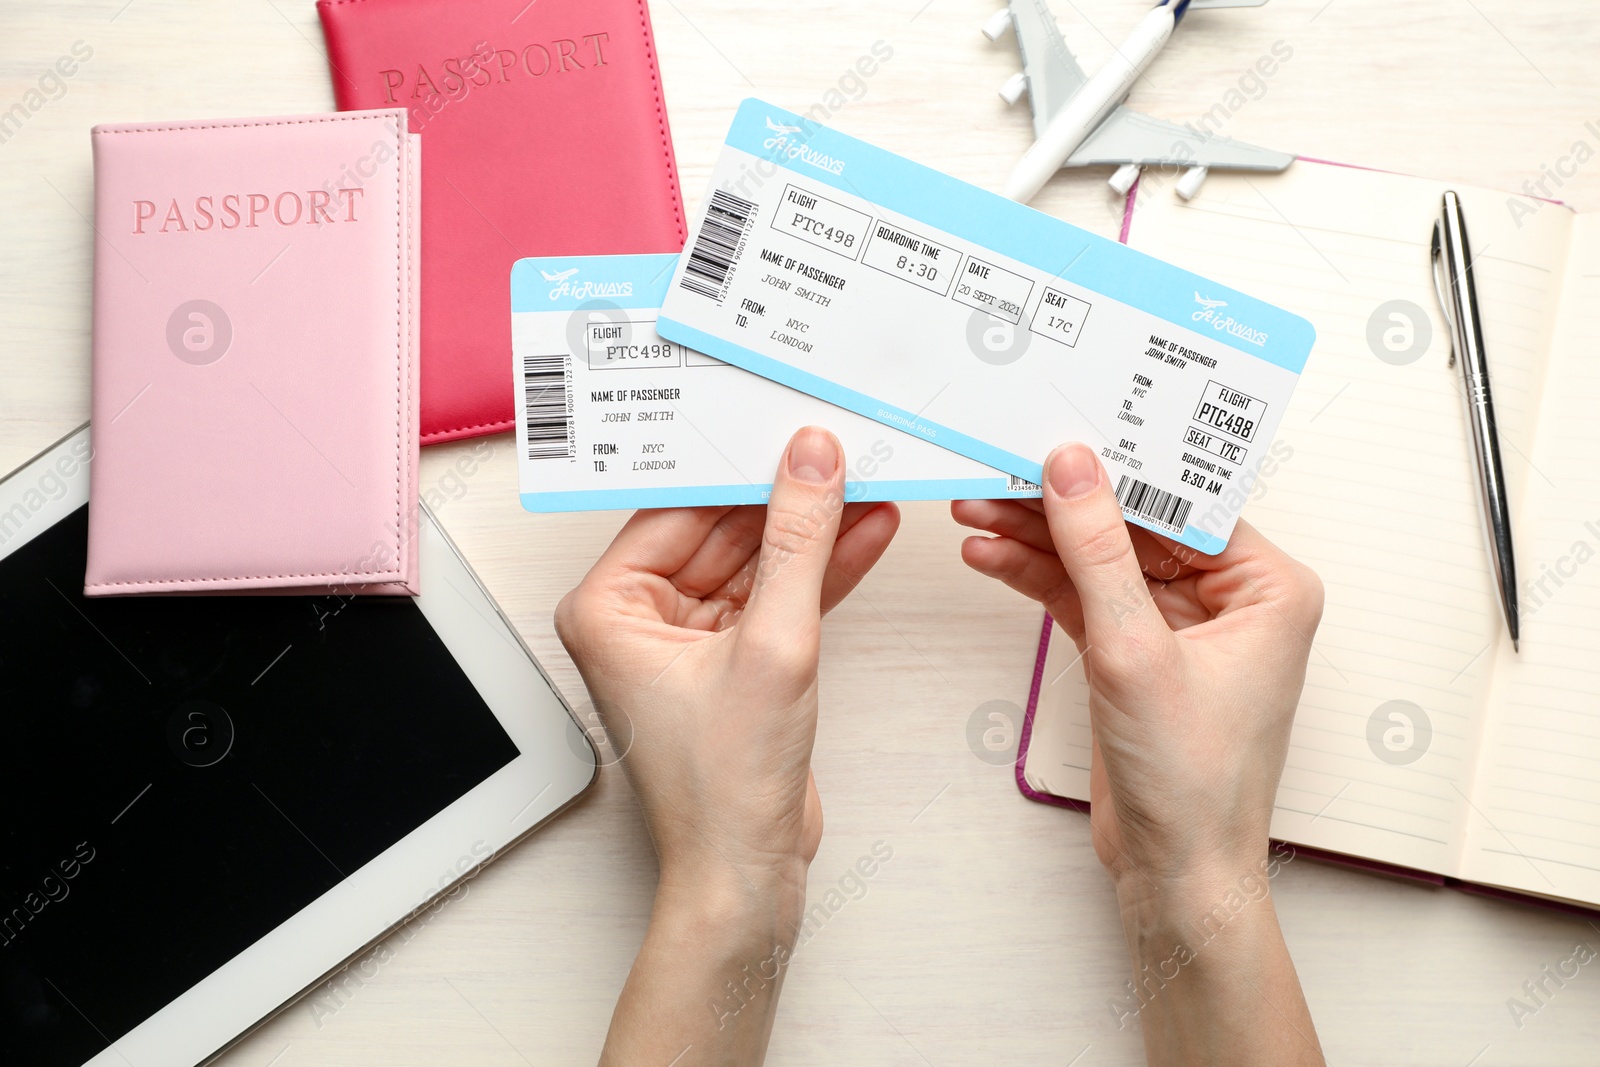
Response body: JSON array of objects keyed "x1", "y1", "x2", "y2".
[{"x1": 1002, "y1": 5, "x2": 1176, "y2": 201}]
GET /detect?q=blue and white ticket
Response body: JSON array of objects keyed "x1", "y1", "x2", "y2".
[
  {"x1": 657, "y1": 100, "x2": 1316, "y2": 553},
  {"x1": 512, "y1": 253, "x2": 1028, "y2": 512}
]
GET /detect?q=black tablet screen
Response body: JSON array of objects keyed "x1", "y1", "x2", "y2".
[{"x1": 0, "y1": 505, "x2": 521, "y2": 1066}]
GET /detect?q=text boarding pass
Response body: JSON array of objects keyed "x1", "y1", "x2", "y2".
[
  {"x1": 512, "y1": 254, "x2": 1028, "y2": 512},
  {"x1": 656, "y1": 100, "x2": 1316, "y2": 553}
]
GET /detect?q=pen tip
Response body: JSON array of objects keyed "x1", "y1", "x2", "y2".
[{"x1": 1512, "y1": 638, "x2": 1520, "y2": 653}]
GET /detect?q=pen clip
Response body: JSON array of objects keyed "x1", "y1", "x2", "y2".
[{"x1": 1430, "y1": 220, "x2": 1456, "y2": 369}]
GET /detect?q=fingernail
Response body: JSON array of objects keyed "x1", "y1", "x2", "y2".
[
  {"x1": 1047, "y1": 443, "x2": 1099, "y2": 499},
  {"x1": 788, "y1": 427, "x2": 839, "y2": 484}
]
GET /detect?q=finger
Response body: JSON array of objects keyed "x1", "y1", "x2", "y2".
[
  {"x1": 821, "y1": 502, "x2": 900, "y2": 613},
  {"x1": 959, "y1": 535, "x2": 1086, "y2": 644},
  {"x1": 1129, "y1": 525, "x2": 1203, "y2": 585},
  {"x1": 611, "y1": 490, "x2": 890, "y2": 592},
  {"x1": 957, "y1": 499, "x2": 1204, "y2": 588},
  {"x1": 971, "y1": 495, "x2": 1051, "y2": 520},
  {"x1": 697, "y1": 500, "x2": 887, "y2": 609},
  {"x1": 1143, "y1": 517, "x2": 1304, "y2": 605},
  {"x1": 665, "y1": 505, "x2": 767, "y2": 599},
  {"x1": 1014, "y1": 496, "x2": 1045, "y2": 517},
  {"x1": 951, "y1": 498, "x2": 1055, "y2": 556},
  {"x1": 1041, "y1": 444, "x2": 1173, "y2": 653},
  {"x1": 1186, "y1": 519, "x2": 1324, "y2": 628},
  {"x1": 1157, "y1": 516, "x2": 1314, "y2": 589},
  {"x1": 836, "y1": 500, "x2": 889, "y2": 537},
  {"x1": 590, "y1": 504, "x2": 740, "y2": 579},
  {"x1": 1146, "y1": 577, "x2": 1214, "y2": 631},
  {"x1": 741, "y1": 427, "x2": 847, "y2": 641},
  {"x1": 1140, "y1": 526, "x2": 1224, "y2": 576}
]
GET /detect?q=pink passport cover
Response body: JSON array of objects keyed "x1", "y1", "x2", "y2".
[{"x1": 85, "y1": 111, "x2": 421, "y2": 596}]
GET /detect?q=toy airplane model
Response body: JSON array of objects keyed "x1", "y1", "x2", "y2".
[{"x1": 987, "y1": 0, "x2": 1293, "y2": 203}]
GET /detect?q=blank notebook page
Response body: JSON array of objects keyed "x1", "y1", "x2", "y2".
[
  {"x1": 1028, "y1": 161, "x2": 1573, "y2": 877},
  {"x1": 1470, "y1": 212, "x2": 1600, "y2": 905}
]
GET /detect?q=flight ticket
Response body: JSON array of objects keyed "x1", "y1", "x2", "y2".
[
  {"x1": 656, "y1": 99, "x2": 1316, "y2": 552},
  {"x1": 512, "y1": 253, "x2": 1025, "y2": 512}
]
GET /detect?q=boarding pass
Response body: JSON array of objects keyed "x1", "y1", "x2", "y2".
[
  {"x1": 512, "y1": 253, "x2": 1026, "y2": 511},
  {"x1": 657, "y1": 100, "x2": 1316, "y2": 553}
]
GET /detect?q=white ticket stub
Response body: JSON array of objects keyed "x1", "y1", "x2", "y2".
[
  {"x1": 656, "y1": 100, "x2": 1316, "y2": 552},
  {"x1": 511, "y1": 254, "x2": 1027, "y2": 511}
]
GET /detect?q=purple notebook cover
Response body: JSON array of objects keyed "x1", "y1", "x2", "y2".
[{"x1": 1015, "y1": 169, "x2": 1592, "y2": 918}]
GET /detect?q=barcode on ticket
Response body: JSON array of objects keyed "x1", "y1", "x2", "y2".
[
  {"x1": 680, "y1": 189, "x2": 758, "y2": 301},
  {"x1": 1114, "y1": 475, "x2": 1192, "y2": 534},
  {"x1": 522, "y1": 353, "x2": 574, "y2": 461}
]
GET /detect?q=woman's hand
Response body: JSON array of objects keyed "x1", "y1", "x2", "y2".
[
  {"x1": 954, "y1": 442, "x2": 1325, "y2": 1065},
  {"x1": 955, "y1": 442, "x2": 1322, "y2": 888},
  {"x1": 558, "y1": 426, "x2": 899, "y2": 1066}
]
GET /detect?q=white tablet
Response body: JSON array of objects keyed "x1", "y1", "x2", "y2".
[{"x1": 0, "y1": 426, "x2": 596, "y2": 1067}]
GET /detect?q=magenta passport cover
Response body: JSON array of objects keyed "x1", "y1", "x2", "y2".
[
  {"x1": 86, "y1": 111, "x2": 421, "y2": 596},
  {"x1": 317, "y1": 0, "x2": 687, "y2": 443}
]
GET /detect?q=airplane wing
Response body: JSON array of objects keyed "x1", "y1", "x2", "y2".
[
  {"x1": 1063, "y1": 106, "x2": 1294, "y2": 171},
  {"x1": 1009, "y1": 0, "x2": 1087, "y2": 140}
]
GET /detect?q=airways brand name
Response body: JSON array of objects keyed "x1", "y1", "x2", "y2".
[
  {"x1": 380, "y1": 33, "x2": 612, "y2": 103},
  {"x1": 550, "y1": 280, "x2": 633, "y2": 300}
]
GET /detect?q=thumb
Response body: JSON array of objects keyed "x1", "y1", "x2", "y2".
[
  {"x1": 742, "y1": 426, "x2": 846, "y2": 642},
  {"x1": 1041, "y1": 443, "x2": 1170, "y2": 655}
]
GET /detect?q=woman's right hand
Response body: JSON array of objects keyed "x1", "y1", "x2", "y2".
[{"x1": 955, "y1": 442, "x2": 1326, "y2": 1065}]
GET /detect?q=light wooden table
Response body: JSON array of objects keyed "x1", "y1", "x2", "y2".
[{"x1": 5, "y1": 1, "x2": 1599, "y2": 1063}]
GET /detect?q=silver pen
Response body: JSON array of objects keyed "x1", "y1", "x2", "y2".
[{"x1": 1430, "y1": 190, "x2": 1519, "y2": 650}]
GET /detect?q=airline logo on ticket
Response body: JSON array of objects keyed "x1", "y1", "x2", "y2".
[
  {"x1": 511, "y1": 253, "x2": 1025, "y2": 512},
  {"x1": 657, "y1": 100, "x2": 1316, "y2": 553}
]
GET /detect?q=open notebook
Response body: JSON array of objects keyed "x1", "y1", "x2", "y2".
[{"x1": 1023, "y1": 160, "x2": 1600, "y2": 911}]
